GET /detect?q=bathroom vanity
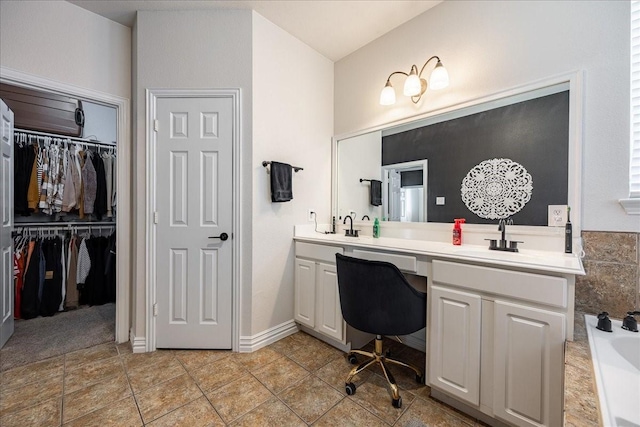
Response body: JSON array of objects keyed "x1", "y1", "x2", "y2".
[{"x1": 292, "y1": 225, "x2": 584, "y2": 427}]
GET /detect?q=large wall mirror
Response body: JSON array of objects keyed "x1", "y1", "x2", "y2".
[{"x1": 333, "y1": 72, "x2": 582, "y2": 231}]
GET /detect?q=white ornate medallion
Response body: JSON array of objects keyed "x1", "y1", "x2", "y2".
[{"x1": 461, "y1": 158, "x2": 533, "y2": 219}]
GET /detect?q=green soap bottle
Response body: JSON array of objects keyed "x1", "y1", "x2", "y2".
[{"x1": 373, "y1": 217, "x2": 380, "y2": 238}]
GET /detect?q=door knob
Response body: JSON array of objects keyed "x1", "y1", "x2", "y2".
[{"x1": 208, "y1": 232, "x2": 229, "y2": 241}]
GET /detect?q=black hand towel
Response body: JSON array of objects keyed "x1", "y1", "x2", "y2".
[
  {"x1": 270, "y1": 161, "x2": 293, "y2": 202},
  {"x1": 370, "y1": 179, "x2": 382, "y2": 206}
]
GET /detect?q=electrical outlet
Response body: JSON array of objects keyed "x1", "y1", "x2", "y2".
[
  {"x1": 548, "y1": 205, "x2": 568, "y2": 227},
  {"x1": 436, "y1": 196, "x2": 445, "y2": 205},
  {"x1": 307, "y1": 209, "x2": 316, "y2": 222}
]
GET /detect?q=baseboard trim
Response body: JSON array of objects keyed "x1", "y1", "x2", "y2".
[
  {"x1": 401, "y1": 330, "x2": 426, "y2": 353},
  {"x1": 239, "y1": 320, "x2": 298, "y2": 353},
  {"x1": 130, "y1": 329, "x2": 147, "y2": 353}
]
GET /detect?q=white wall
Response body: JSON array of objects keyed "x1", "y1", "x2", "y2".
[
  {"x1": 134, "y1": 10, "x2": 253, "y2": 338},
  {"x1": 252, "y1": 13, "x2": 334, "y2": 335},
  {"x1": 335, "y1": 1, "x2": 635, "y2": 232},
  {"x1": 0, "y1": 0, "x2": 130, "y2": 100},
  {"x1": 83, "y1": 102, "x2": 117, "y2": 143}
]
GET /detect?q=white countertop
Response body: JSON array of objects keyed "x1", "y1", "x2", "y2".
[{"x1": 294, "y1": 229, "x2": 585, "y2": 276}]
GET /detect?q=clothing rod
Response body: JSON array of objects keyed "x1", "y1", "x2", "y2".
[
  {"x1": 262, "y1": 161, "x2": 303, "y2": 172},
  {"x1": 14, "y1": 128, "x2": 116, "y2": 148},
  {"x1": 14, "y1": 221, "x2": 116, "y2": 228}
]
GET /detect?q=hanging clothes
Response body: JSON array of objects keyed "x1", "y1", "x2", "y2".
[
  {"x1": 40, "y1": 237, "x2": 63, "y2": 317},
  {"x1": 92, "y1": 154, "x2": 107, "y2": 220},
  {"x1": 21, "y1": 239, "x2": 41, "y2": 320},
  {"x1": 13, "y1": 136, "x2": 36, "y2": 216},
  {"x1": 66, "y1": 235, "x2": 79, "y2": 309}
]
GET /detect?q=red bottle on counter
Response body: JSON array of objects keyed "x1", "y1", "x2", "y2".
[{"x1": 453, "y1": 218, "x2": 466, "y2": 245}]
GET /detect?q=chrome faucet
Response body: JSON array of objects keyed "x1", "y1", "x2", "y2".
[{"x1": 343, "y1": 215, "x2": 358, "y2": 237}]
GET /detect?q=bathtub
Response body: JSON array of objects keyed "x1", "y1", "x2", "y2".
[{"x1": 585, "y1": 314, "x2": 640, "y2": 427}]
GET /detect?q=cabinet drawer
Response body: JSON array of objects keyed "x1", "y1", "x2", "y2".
[
  {"x1": 296, "y1": 242, "x2": 343, "y2": 264},
  {"x1": 352, "y1": 249, "x2": 417, "y2": 273},
  {"x1": 432, "y1": 260, "x2": 567, "y2": 308}
]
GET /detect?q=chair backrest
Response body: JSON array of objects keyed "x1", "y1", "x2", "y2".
[{"x1": 335, "y1": 253, "x2": 426, "y2": 336}]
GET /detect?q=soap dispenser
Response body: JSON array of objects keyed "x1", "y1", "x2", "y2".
[
  {"x1": 373, "y1": 217, "x2": 380, "y2": 238},
  {"x1": 453, "y1": 218, "x2": 465, "y2": 245}
]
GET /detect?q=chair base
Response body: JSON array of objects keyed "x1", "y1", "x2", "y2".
[{"x1": 345, "y1": 335, "x2": 424, "y2": 408}]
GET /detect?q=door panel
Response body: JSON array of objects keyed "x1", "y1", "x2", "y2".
[
  {"x1": 429, "y1": 285, "x2": 481, "y2": 405},
  {"x1": 294, "y1": 258, "x2": 315, "y2": 328},
  {"x1": 0, "y1": 99, "x2": 14, "y2": 349},
  {"x1": 155, "y1": 96, "x2": 233, "y2": 349},
  {"x1": 316, "y1": 262, "x2": 343, "y2": 342},
  {"x1": 493, "y1": 300, "x2": 565, "y2": 427}
]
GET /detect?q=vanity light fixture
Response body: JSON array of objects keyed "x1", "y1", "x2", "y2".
[{"x1": 379, "y1": 56, "x2": 449, "y2": 105}]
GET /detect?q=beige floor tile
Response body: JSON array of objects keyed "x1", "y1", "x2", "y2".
[
  {"x1": 189, "y1": 356, "x2": 247, "y2": 393},
  {"x1": 233, "y1": 347, "x2": 283, "y2": 372},
  {"x1": 279, "y1": 375, "x2": 344, "y2": 424},
  {"x1": 206, "y1": 374, "x2": 273, "y2": 423},
  {"x1": 315, "y1": 354, "x2": 373, "y2": 395},
  {"x1": 0, "y1": 373, "x2": 63, "y2": 415},
  {"x1": 174, "y1": 349, "x2": 232, "y2": 370},
  {"x1": 230, "y1": 397, "x2": 306, "y2": 427},
  {"x1": 252, "y1": 356, "x2": 309, "y2": 394},
  {"x1": 116, "y1": 341, "x2": 133, "y2": 355},
  {"x1": 266, "y1": 334, "x2": 302, "y2": 355},
  {"x1": 127, "y1": 356, "x2": 186, "y2": 393},
  {"x1": 348, "y1": 371, "x2": 414, "y2": 425},
  {"x1": 1, "y1": 355, "x2": 64, "y2": 390},
  {"x1": 65, "y1": 343, "x2": 119, "y2": 371},
  {"x1": 288, "y1": 341, "x2": 343, "y2": 371},
  {"x1": 0, "y1": 396, "x2": 61, "y2": 427},
  {"x1": 313, "y1": 397, "x2": 388, "y2": 427},
  {"x1": 63, "y1": 395, "x2": 142, "y2": 427},
  {"x1": 396, "y1": 398, "x2": 474, "y2": 426},
  {"x1": 62, "y1": 373, "x2": 131, "y2": 423},
  {"x1": 122, "y1": 349, "x2": 174, "y2": 372},
  {"x1": 146, "y1": 396, "x2": 224, "y2": 427},
  {"x1": 64, "y1": 355, "x2": 124, "y2": 394},
  {"x1": 135, "y1": 373, "x2": 203, "y2": 423}
]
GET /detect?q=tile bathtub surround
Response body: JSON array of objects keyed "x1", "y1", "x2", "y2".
[{"x1": 576, "y1": 231, "x2": 640, "y2": 319}]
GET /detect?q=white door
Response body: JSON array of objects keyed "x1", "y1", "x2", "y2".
[
  {"x1": 493, "y1": 300, "x2": 565, "y2": 427},
  {"x1": 428, "y1": 285, "x2": 481, "y2": 406},
  {"x1": 155, "y1": 96, "x2": 233, "y2": 349},
  {"x1": 316, "y1": 262, "x2": 344, "y2": 342},
  {"x1": 294, "y1": 258, "x2": 316, "y2": 329},
  {"x1": 0, "y1": 100, "x2": 14, "y2": 349}
]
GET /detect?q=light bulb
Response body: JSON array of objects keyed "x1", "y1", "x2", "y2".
[
  {"x1": 429, "y1": 61, "x2": 450, "y2": 90},
  {"x1": 403, "y1": 70, "x2": 422, "y2": 97},
  {"x1": 379, "y1": 82, "x2": 396, "y2": 105}
]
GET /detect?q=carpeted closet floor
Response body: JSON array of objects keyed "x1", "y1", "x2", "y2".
[{"x1": 0, "y1": 304, "x2": 115, "y2": 372}]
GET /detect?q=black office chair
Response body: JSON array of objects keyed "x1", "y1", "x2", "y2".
[{"x1": 335, "y1": 253, "x2": 426, "y2": 408}]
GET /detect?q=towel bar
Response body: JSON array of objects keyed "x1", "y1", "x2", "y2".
[{"x1": 262, "y1": 161, "x2": 303, "y2": 173}]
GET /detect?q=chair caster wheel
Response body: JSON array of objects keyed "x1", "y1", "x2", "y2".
[
  {"x1": 392, "y1": 396, "x2": 402, "y2": 408},
  {"x1": 416, "y1": 374, "x2": 424, "y2": 384},
  {"x1": 345, "y1": 382, "x2": 356, "y2": 395},
  {"x1": 348, "y1": 354, "x2": 358, "y2": 364}
]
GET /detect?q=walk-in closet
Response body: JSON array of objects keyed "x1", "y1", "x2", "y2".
[{"x1": 0, "y1": 84, "x2": 119, "y2": 371}]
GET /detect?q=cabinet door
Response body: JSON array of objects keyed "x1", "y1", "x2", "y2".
[
  {"x1": 429, "y1": 285, "x2": 481, "y2": 406},
  {"x1": 493, "y1": 301, "x2": 565, "y2": 427},
  {"x1": 294, "y1": 258, "x2": 316, "y2": 328},
  {"x1": 316, "y1": 262, "x2": 344, "y2": 342}
]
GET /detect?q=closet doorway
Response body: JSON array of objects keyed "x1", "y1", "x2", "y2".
[{"x1": 0, "y1": 68, "x2": 130, "y2": 369}]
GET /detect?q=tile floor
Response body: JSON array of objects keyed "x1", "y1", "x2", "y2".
[{"x1": 0, "y1": 332, "x2": 486, "y2": 426}]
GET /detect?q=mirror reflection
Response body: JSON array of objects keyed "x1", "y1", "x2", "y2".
[{"x1": 335, "y1": 83, "x2": 571, "y2": 226}]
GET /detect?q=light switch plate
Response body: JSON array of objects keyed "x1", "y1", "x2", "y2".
[
  {"x1": 436, "y1": 197, "x2": 445, "y2": 205},
  {"x1": 548, "y1": 205, "x2": 568, "y2": 227}
]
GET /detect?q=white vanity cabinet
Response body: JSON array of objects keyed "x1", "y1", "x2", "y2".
[
  {"x1": 294, "y1": 242, "x2": 345, "y2": 342},
  {"x1": 428, "y1": 259, "x2": 567, "y2": 427}
]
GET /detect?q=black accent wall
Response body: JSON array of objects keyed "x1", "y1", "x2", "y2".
[{"x1": 382, "y1": 91, "x2": 569, "y2": 225}]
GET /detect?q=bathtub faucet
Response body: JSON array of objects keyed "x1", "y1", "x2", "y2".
[{"x1": 622, "y1": 311, "x2": 640, "y2": 333}]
